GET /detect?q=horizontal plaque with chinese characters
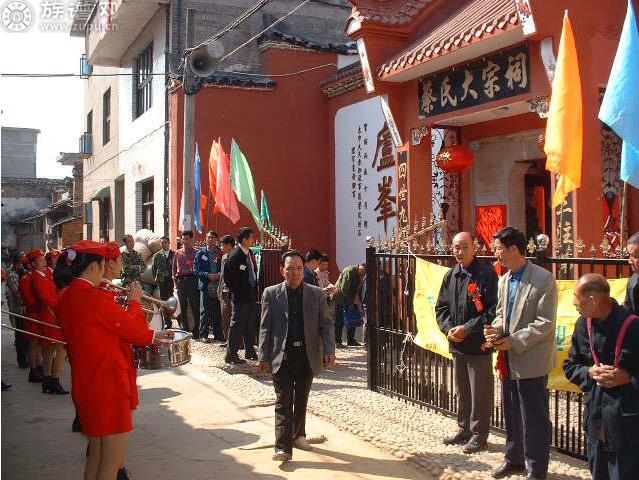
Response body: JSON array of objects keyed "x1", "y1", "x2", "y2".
[{"x1": 418, "y1": 44, "x2": 530, "y2": 118}]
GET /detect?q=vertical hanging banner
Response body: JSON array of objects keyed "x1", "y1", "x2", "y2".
[
  {"x1": 396, "y1": 145, "x2": 409, "y2": 235},
  {"x1": 357, "y1": 38, "x2": 375, "y2": 93},
  {"x1": 514, "y1": 0, "x2": 537, "y2": 37},
  {"x1": 380, "y1": 95, "x2": 402, "y2": 148}
]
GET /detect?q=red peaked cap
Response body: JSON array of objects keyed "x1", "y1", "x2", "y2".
[
  {"x1": 103, "y1": 241, "x2": 122, "y2": 260},
  {"x1": 67, "y1": 240, "x2": 109, "y2": 258},
  {"x1": 26, "y1": 250, "x2": 45, "y2": 261}
]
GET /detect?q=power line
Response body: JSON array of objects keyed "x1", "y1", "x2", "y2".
[{"x1": 1, "y1": 63, "x2": 338, "y2": 79}]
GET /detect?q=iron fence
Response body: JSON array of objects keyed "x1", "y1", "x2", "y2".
[{"x1": 365, "y1": 247, "x2": 632, "y2": 460}]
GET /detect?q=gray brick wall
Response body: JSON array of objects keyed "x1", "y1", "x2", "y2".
[{"x1": 169, "y1": 0, "x2": 352, "y2": 73}]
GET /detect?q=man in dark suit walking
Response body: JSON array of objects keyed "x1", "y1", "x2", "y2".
[
  {"x1": 624, "y1": 232, "x2": 638, "y2": 314},
  {"x1": 258, "y1": 250, "x2": 336, "y2": 462},
  {"x1": 223, "y1": 227, "x2": 259, "y2": 364}
]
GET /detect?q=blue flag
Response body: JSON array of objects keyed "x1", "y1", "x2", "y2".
[
  {"x1": 599, "y1": 0, "x2": 639, "y2": 189},
  {"x1": 194, "y1": 143, "x2": 203, "y2": 234}
]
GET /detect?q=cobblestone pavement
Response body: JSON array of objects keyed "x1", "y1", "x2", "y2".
[{"x1": 190, "y1": 341, "x2": 591, "y2": 480}]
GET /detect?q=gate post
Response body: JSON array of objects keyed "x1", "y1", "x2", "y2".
[{"x1": 366, "y1": 245, "x2": 378, "y2": 391}]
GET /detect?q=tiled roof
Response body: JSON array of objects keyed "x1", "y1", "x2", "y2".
[
  {"x1": 321, "y1": 61, "x2": 364, "y2": 98},
  {"x1": 259, "y1": 30, "x2": 356, "y2": 55},
  {"x1": 1, "y1": 177, "x2": 68, "y2": 187},
  {"x1": 379, "y1": 0, "x2": 520, "y2": 78},
  {"x1": 349, "y1": 0, "x2": 435, "y2": 26},
  {"x1": 204, "y1": 72, "x2": 276, "y2": 89}
]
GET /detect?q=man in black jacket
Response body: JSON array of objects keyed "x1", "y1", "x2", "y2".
[
  {"x1": 436, "y1": 232, "x2": 498, "y2": 453},
  {"x1": 223, "y1": 227, "x2": 259, "y2": 364},
  {"x1": 623, "y1": 232, "x2": 638, "y2": 314},
  {"x1": 564, "y1": 273, "x2": 639, "y2": 480}
]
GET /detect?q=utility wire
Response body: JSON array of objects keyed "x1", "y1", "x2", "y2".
[{"x1": 2, "y1": 63, "x2": 338, "y2": 79}]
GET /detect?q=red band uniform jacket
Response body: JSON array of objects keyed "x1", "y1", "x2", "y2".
[{"x1": 58, "y1": 278, "x2": 154, "y2": 437}]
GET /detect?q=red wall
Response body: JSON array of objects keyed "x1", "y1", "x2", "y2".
[{"x1": 170, "y1": 47, "x2": 337, "y2": 259}]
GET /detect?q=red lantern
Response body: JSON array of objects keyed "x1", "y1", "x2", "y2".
[{"x1": 435, "y1": 145, "x2": 474, "y2": 173}]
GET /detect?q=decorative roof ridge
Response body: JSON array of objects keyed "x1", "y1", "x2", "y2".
[
  {"x1": 259, "y1": 29, "x2": 356, "y2": 55},
  {"x1": 321, "y1": 61, "x2": 362, "y2": 86}
]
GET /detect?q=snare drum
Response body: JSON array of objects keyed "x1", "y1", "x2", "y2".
[{"x1": 135, "y1": 329, "x2": 191, "y2": 370}]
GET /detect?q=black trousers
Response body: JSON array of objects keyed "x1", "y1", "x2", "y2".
[
  {"x1": 502, "y1": 375, "x2": 551, "y2": 477},
  {"x1": 273, "y1": 345, "x2": 314, "y2": 453},
  {"x1": 176, "y1": 276, "x2": 199, "y2": 335},
  {"x1": 589, "y1": 441, "x2": 639, "y2": 480},
  {"x1": 226, "y1": 300, "x2": 257, "y2": 357},
  {"x1": 453, "y1": 353, "x2": 493, "y2": 442},
  {"x1": 14, "y1": 318, "x2": 28, "y2": 368},
  {"x1": 334, "y1": 304, "x2": 355, "y2": 344}
]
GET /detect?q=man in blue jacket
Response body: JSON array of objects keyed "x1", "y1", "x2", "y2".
[{"x1": 194, "y1": 231, "x2": 224, "y2": 342}]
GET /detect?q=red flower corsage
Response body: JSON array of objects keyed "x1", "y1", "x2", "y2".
[{"x1": 468, "y1": 283, "x2": 484, "y2": 312}]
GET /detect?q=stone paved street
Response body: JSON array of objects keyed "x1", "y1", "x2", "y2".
[{"x1": 190, "y1": 340, "x2": 592, "y2": 480}]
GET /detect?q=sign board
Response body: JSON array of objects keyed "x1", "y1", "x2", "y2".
[
  {"x1": 418, "y1": 44, "x2": 530, "y2": 118},
  {"x1": 396, "y1": 146, "x2": 409, "y2": 236},
  {"x1": 357, "y1": 38, "x2": 375, "y2": 93},
  {"x1": 335, "y1": 97, "x2": 397, "y2": 269}
]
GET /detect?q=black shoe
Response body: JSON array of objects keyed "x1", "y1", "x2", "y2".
[
  {"x1": 443, "y1": 430, "x2": 471, "y2": 445},
  {"x1": 49, "y1": 377, "x2": 69, "y2": 395},
  {"x1": 526, "y1": 475, "x2": 546, "y2": 480},
  {"x1": 117, "y1": 467, "x2": 132, "y2": 480},
  {"x1": 1, "y1": 381, "x2": 13, "y2": 391},
  {"x1": 492, "y1": 463, "x2": 526, "y2": 479},
  {"x1": 42, "y1": 376, "x2": 52, "y2": 393},
  {"x1": 245, "y1": 351, "x2": 258, "y2": 361},
  {"x1": 347, "y1": 340, "x2": 362, "y2": 347},
  {"x1": 335, "y1": 342, "x2": 346, "y2": 349},
  {"x1": 462, "y1": 437, "x2": 487, "y2": 454},
  {"x1": 224, "y1": 355, "x2": 246, "y2": 365},
  {"x1": 28, "y1": 368, "x2": 43, "y2": 383},
  {"x1": 72, "y1": 416, "x2": 82, "y2": 433}
]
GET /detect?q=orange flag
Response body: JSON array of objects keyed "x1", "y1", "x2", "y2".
[
  {"x1": 544, "y1": 12, "x2": 583, "y2": 208},
  {"x1": 208, "y1": 138, "x2": 220, "y2": 196}
]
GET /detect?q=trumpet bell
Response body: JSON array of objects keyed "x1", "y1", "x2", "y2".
[{"x1": 163, "y1": 296, "x2": 178, "y2": 315}]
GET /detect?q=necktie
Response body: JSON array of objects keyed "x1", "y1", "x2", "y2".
[{"x1": 247, "y1": 252, "x2": 256, "y2": 286}]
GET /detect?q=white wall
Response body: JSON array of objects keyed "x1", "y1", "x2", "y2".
[
  {"x1": 334, "y1": 96, "x2": 397, "y2": 270},
  {"x1": 118, "y1": 9, "x2": 167, "y2": 236},
  {"x1": 470, "y1": 129, "x2": 544, "y2": 229}
]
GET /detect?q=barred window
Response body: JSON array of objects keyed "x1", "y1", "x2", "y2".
[
  {"x1": 141, "y1": 179, "x2": 154, "y2": 231},
  {"x1": 134, "y1": 43, "x2": 153, "y2": 118},
  {"x1": 102, "y1": 88, "x2": 111, "y2": 145}
]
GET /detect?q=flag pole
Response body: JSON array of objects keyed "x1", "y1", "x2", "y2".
[{"x1": 620, "y1": 180, "x2": 628, "y2": 247}]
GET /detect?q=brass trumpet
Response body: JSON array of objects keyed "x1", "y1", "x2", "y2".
[{"x1": 100, "y1": 282, "x2": 178, "y2": 315}]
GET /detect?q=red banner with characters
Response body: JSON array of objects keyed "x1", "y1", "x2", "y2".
[{"x1": 475, "y1": 205, "x2": 507, "y2": 248}]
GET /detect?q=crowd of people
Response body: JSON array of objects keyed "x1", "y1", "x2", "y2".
[
  {"x1": 111, "y1": 228, "x2": 368, "y2": 362},
  {"x1": 2, "y1": 224, "x2": 636, "y2": 479}
]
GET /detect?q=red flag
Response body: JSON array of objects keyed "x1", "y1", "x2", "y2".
[{"x1": 214, "y1": 141, "x2": 240, "y2": 223}]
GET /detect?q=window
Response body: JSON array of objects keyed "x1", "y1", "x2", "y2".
[
  {"x1": 102, "y1": 88, "x2": 111, "y2": 145},
  {"x1": 134, "y1": 43, "x2": 153, "y2": 118},
  {"x1": 87, "y1": 110, "x2": 93, "y2": 134},
  {"x1": 141, "y1": 179, "x2": 154, "y2": 231}
]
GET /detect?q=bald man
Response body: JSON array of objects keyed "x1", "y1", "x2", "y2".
[
  {"x1": 436, "y1": 232, "x2": 498, "y2": 453},
  {"x1": 564, "y1": 273, "x2": 639, "y2": 480}
]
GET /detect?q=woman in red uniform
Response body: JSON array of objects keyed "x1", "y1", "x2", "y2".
[
  {"x1": 56, "y1": 241, "x2": 171, "y2": 480},
  {"x1": 45, "y1": 250, "x2": 60, "y2": 278},
  {"x1": 20, "y1": 250, "x2": 43, "y2": 383},
  {"x1": 31, "y1": 250, "x2": 68, "y2": 394}
]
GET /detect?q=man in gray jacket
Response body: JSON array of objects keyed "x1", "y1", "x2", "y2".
[
  {"x1": 258, "y1": 250, "x2": 336, "y2": 462},
  {"x1": 485, "y1": 227, "x2": 557, "y2": 480}
]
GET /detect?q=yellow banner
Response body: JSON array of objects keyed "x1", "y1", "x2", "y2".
[
  {"x1": 413, "y1": 258, "x2": 629, "y2": 392},
  {"x1": 413, "y1": 259, "x2": 452, "y2": 359}
]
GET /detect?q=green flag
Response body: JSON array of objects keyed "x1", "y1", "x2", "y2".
[
  {"x1": 260, "y1": 190, "x2": 272, "y2": 231},
  {"x1": 230, "y1": 139, "x2": 261, "y2": 227}
]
